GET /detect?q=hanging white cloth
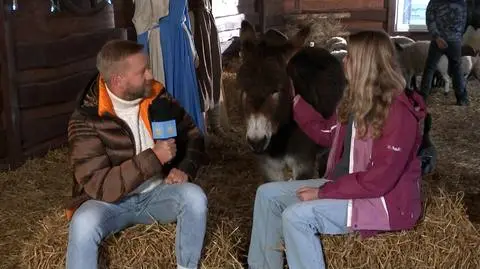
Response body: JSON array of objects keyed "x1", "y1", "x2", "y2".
[{"x1": 132, "y1": 0, "x2": 169, "y2": 84}]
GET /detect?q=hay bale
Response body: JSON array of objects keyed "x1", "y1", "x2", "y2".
[
  {"x1": 322, "y1": 182, "x2": 480, "y2": 268},
  {"x1": 284, "y1": 14, "x2": 346, "y2": 48},
  {"x1": 4, "y1": 73, "x2": 480, "y2": 269},
  {"x1": 20, "y1": 181, "x2": 480, "y2": 269}
]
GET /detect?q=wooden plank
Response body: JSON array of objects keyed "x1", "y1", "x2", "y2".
[
  {"x1": 284, "y1": 0, "x2": 297, "y2": 13},
  {"x1": 285, "y1": 9, "x2": 387, "y2": 22},
  {"x1": 15, "y1": 28, "x2": 126, "y2": 71},
  {"x1": 22, "y1": 135, "x2": 68, "y2": 159},
  {"x1": 260, "y1": 0, "x2": 266, "y2": 33},
  {"x1": 21, "y1": 113, "x2": 71, "y2": 150},
  {"x1": 11, "y1": 1, "x2": 114, "y2": 43},
  {"x1": 386, "y1": 0, "x2": 396, "y2": 33},
  {"x1": 17, "y1": 56, "x2": 97, "y2": 84},
  {"x1": 17, "y1": 69, "x2": 97, "y2": 108},
  {"x1": 301, "y1": 0, "x2": 384, "y2": 11},
  {"x1": 21, "y1": 101, "x2": 77, "y2": 121},
  {"x1": 0, "y1": 0, "x2": 23, "y2": 167},
  {"x1": 343, "y1": 21, "x2": 385, "y2": 31}
]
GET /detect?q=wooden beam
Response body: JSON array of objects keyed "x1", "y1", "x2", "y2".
[
  {"x1": 301, "y1": 0, "x2": 384, "y2": 11},
  {"x1": 17, "y1": 56, "x2": 97, "y2": 84},
  {"x1": 386, "y1": 0, "x2": 397, "y2": 34},
  {"x1": 15, "y1": 28, "x2": 126, "y2": 71},
  {"x1": 20, "y1": 112, "x2": 71, "y2": 150},
  {"x1": 0, "y1": 0, "x2": 23, "y2": 168},
  {"x1": 284, "y1": 9, "x2": 387, "y2": 22},
  {"x1": 17, "y1": 69, "x2": 97, "y2": 108},
  {"x1": 260, "y1": 0, "x2": 267, "y2": 33}
]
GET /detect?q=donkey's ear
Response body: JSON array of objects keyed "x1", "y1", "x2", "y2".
[
  {"x1": 240, "y1": 20, "x2": 257, "y2": 44},
  {"x1": 240, "y1": 20, "x2": 257, "y2": 57},
  {"x1": 264, "y1": 29, "x2": 289, "y2": 47},
  {"x1": 290, "y1": 24, "x2": 312, "y2": 48}
]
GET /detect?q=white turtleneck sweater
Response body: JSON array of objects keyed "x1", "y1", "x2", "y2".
[{"x1": 106, "y1": 86, "x2": 163, "y2": 194}]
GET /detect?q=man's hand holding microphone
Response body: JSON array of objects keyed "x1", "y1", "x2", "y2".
[{"x1": 151, "y1": 98, "x2": 189, "y2": 184}]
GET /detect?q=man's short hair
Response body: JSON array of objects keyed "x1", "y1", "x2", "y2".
[{"x1": 96, "y1": 39, "x2": 145, "y2": 82}]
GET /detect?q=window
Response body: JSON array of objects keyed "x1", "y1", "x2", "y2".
[{"x1": 395, "y1": 0, "x2": 430, "y2": 32}]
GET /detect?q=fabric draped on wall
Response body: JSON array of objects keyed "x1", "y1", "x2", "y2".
[
  {"x1": 132, "y1": 0, "x2": 169, "y2": 85},
  {"x1": 188, "y1": 0, "x2": 223, "y2": 113},
  {"x1": 133, "y1": 0, "x2": 205, "y2": 134},
  {"x1": 188, "y1": 0, "x2": 231, "y2": 135}
]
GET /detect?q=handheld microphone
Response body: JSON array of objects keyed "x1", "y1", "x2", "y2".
[{"x1": 150, "y1": 98, "x2": 178, "y2": 141}]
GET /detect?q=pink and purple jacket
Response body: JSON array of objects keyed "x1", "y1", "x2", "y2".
[{"x1": 293, "y1": 91, "x2": 426, "y2": 238}]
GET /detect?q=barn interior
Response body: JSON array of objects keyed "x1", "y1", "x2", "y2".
[{"x1": 0, "y1": 0, "x2": 479, "y2": 268}]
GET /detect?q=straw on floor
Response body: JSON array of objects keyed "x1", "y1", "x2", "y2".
[{"x1": 0, "y1": 71, "x2": 477, "y2": 268}]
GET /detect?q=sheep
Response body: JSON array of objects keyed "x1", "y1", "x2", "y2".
[
  {"x1": 468, "y1": 55, "x2": 480, "y2": 81},
  {"x1": 463, "y1": 25, "x2": 480, "y2": 52},
  {"x1": 394, "y1": 40, "x2": 474, "y2": 95}
]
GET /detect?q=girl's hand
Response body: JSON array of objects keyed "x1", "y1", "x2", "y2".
[{"x1": 296, "y1": 187, "x2": 319, "y2": 201}]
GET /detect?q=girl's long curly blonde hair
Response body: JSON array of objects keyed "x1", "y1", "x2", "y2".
[{"x1": 337, "y1": 30, "x2": 406, "y2": 139}]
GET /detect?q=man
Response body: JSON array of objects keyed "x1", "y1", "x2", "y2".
[
  {"x1": 420, "y1": 0, "x2": 468, "y2": 105},
  {"x1": 65, "y1": 40, "x2": 208, "y2": 269}
]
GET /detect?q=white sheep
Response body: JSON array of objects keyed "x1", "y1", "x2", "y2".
[
  {"x1": 468, "y1": 55, "x2": 480, "y2": 81},
  {"x1": 394, "y1": 40, "x2": 474, "y2": 94}
]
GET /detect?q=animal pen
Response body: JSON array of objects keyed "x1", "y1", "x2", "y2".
[{"x1": 0, "y1": 0, "x2": 479, "y2": 268}]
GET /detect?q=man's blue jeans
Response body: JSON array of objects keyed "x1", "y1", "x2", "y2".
[
  {"x1": 66, "y1": 182, "x2": 208, "y2": 269},
  {"x1": 420, "y1": 39, "x2": 468, "y2": 103}
]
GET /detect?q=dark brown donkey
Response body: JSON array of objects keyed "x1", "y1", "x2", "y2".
[{"x1": 237, "y1": 20, "x2": 346, "y2": 181}]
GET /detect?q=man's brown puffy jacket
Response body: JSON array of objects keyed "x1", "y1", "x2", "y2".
[{"x1": 65, "y1": 75, "x2": 206, "y2": 220}]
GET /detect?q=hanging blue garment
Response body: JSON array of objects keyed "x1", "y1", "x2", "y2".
[{"x1": 158, "y1": 0, "x2": 205, "y2": 134}]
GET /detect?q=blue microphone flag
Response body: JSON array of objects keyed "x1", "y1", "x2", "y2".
[{"x1": 152, "y1": 120, "x2": 177, "y2": 140}]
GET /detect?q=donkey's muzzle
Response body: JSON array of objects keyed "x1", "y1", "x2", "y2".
[{"x1": 247, "y1": 136, "x2": 268, "y2": 153}]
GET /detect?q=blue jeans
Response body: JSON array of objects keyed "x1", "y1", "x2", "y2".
[
  {"x1": 66, "y1": 182, "x2": 208, "y2": 269},
  {"x1": 420, "y1": 39, "x2": 467, "y2": 102},
  {"x1": 247, "y1": 179, "x2": 349, "y2": 269}
]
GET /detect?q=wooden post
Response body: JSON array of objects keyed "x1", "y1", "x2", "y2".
[
  {"x1": 0, "y1": 0, "x2": 24, "y2": 169},
  {"x1": 260, "y1": 0, "x2": 266, "y2": 33},
  {"x1": 386, "y1": 0, "x2": 396, "y2": 34},
  {"x1": 112, "y1": 0, "x2": 136, "y2": 40}
]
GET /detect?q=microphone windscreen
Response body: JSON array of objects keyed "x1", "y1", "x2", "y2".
[{"x1": 150, "y1": 97, "x2": 177, "y2": 140}]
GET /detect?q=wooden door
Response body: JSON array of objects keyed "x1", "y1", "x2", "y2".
[{"x1": 0, "y1": 0, "x2": 126, "y2": 170}]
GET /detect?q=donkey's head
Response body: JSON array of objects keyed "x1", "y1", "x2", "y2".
[{"x1": 237, "y1": 20, "x2": 311, "y2": 153}]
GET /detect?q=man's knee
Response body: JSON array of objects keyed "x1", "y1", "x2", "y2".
[
  {"x1": 180, "y1": 183, "x2": 208, "y2": 215},
  {"x1": 68, "y1": 201, "x2": 105, "y2": 244}
]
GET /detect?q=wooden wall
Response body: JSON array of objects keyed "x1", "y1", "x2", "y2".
[
  {"x1": 0, "y1": 0, "x2": 126, "y2": 170},
  {"x1": 279, "y1": 0, "x2": 387, "y2": 35}
]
